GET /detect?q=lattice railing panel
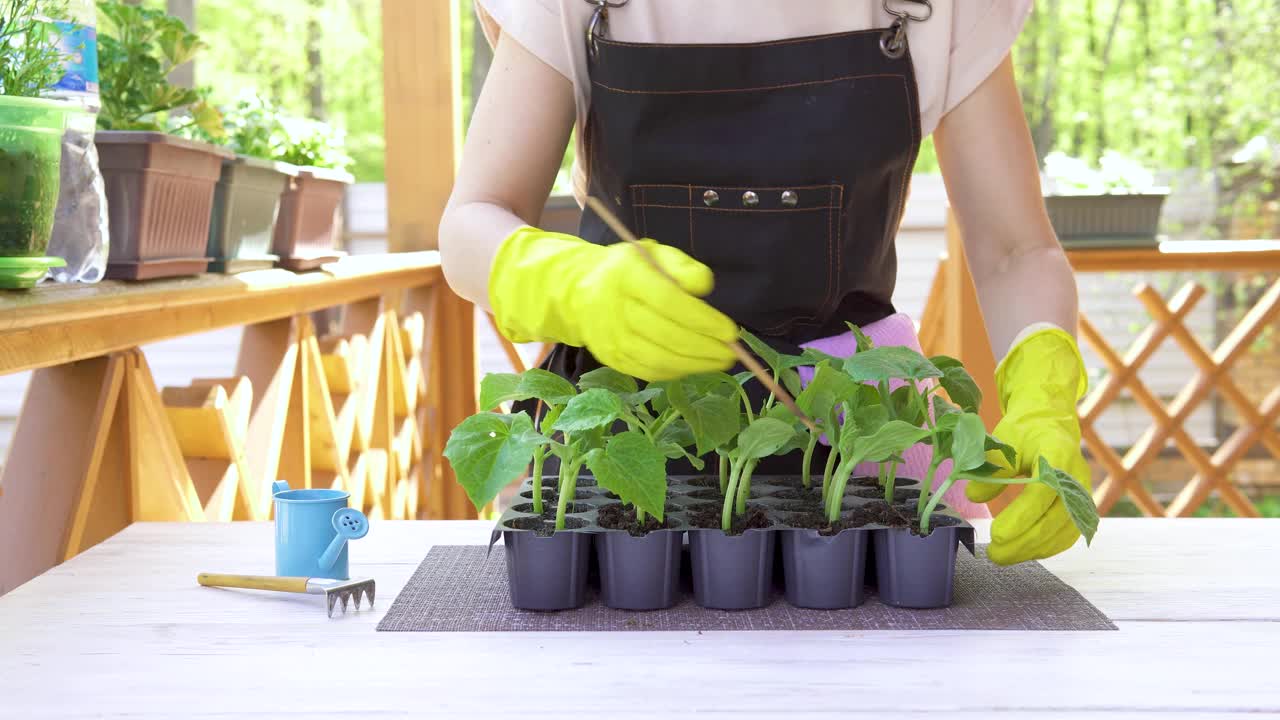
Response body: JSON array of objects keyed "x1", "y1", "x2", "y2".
[{"x1": 1080, "y1": 277, "x2": 1280, "y2": 517}]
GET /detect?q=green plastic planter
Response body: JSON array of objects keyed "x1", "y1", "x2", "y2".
[
  {"x1": 207, "y1": 156, "x2": 296, "y2": 273},
  {"x1": 0, "y1": 96, "x2": 75, "y2": 289},
  {"x1": 272, "y1": 166, "x2": 353, "y2": 272}
]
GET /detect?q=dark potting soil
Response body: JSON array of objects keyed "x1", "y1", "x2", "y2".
[
  {"x1": 861, "y1": 501, "x2": 963, "y2": 536},
  {"x1": 853, "y1": 487, "x2": 922, "y2": 503},
  {"x1": 782, "y1": 507, "x2": 875, "y2": 535},
  {"x1": 770, "y1": 486, "x2": 823, "y2": 502},
  {"x1": 510, "y1": 502, "x2": 592, "y2": 516},
  {"x1": 686, "y1": 488, "x2": 724, "y2": 502},
  {"x1": 596, "y1": 503, "x2": 673, "y2": 537},
  {"x1": 776, "y1": 500, "x2": 823, "y2": 514},
  {"x1": 688, "y1": 503, "x2": 772, "y2": 534},
  {"x1": 681, "y1": 476, "x2": 721, "y2": 489},
  {"x1": 504, "y1": 515, "x2": 589, "y2": 537},
  {"x1": 518, "y1": 489, "x2": 593, "y2": 503},
  {"x1": 850, "y1": 476, "x2": 882, "y2": 489}
]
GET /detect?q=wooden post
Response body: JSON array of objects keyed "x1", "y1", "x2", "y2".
[{"x1": 381, "y1": 0, "x2": 477, "y2": 518}]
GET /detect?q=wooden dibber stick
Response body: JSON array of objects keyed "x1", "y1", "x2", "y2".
[{"x1": 585, "y1": 196, "x2": 819, "y2": 433}]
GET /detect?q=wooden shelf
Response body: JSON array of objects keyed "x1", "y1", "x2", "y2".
[
  {"x1": 0, "y1": 252, "x2": 442, "y2": 374},
  {"x1": 1065, "y1": 240, "x2": 1280, "y2": 273}
]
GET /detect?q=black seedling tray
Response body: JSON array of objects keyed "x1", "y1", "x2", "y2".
[{"x1": 492, "y1": 475, "x2": 975, "y2": 612}]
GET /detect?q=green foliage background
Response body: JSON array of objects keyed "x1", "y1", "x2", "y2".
[{"x1": 180, "y1": 0, "x2": 1278, "y2": 184}]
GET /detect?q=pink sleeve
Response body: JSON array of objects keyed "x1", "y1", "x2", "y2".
[
  {"x1": 941, "y1": 0, "x2": 1033, "y2": 117},
  {"x1": 474, "y1": 0, "x2": 573, "y2": 80}
]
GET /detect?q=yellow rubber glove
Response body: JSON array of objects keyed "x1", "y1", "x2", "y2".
[
  {"x1": 488, "y1": 226, "x2": 738, "y2": 381},
  {"x1": 966, "y1": 326, "x2": 1092, "y2": 565}
]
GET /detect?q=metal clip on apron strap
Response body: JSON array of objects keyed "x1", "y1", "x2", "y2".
[
  {"x1": 585, "y1": 0, "x2": 630, "y2": 58},
  {"x1": 880, "y1": 0, "x2": 933, "y2": 59}
]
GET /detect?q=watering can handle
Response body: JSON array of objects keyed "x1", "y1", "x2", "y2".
[
  {"x1": 318, "y1": 533, "x2": 347, "y2": 571},
  {"x1": 272, "y1": 480, "x2": 290, "y2": 496}
]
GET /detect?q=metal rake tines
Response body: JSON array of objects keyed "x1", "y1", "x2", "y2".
[{"x1": 312, "y1": 578, "x2": 376, "y2": 618}]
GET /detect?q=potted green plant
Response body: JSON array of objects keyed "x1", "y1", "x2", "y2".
[
  {"x1": 1042, "y1": 150, "x2": 1169, "y2": 249},
  {"x1": 196, "y1": 94, "x2": 296, "y2": 273},
  {"x1": 269, "y1": 115, "x2": 353, "y2": 271},
  {"x1": 95, "y1": 0, "x2": 231, "y2": 280},
  {"x1": 0, "y1": 0, "x2": 81, "y2": 289}
]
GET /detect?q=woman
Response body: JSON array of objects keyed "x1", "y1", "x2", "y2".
[{"x1": 439, "y1": 0, "x2": 1090, "y2": 565}]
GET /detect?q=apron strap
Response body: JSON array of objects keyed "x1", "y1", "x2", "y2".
[
  {"x1": 880, "y1": 0, "x2": 933, "y2": 59},
  {"x1": 584, "y1": 0, "x2": 631, "y2": 58}
]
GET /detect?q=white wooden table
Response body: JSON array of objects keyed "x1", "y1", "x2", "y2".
[{"x1": 2, "y1": 519, "x2": 1278, "y2": 718}]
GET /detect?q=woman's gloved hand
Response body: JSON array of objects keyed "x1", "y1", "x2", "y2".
[
  {"x1": 488, "y1": 226, "x2": 738, "y2": 381},
  {"x1": 966, "y1": 326, "x2": 1092, "y2": 565}
]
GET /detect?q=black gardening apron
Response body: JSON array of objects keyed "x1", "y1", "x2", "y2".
[{"x1": 532, "y1": 0, "x2": 929, "y2": 475}]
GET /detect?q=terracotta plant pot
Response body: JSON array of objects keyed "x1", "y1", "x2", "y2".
[
  {"x1": 272, "y1": 166, "x2": 353, "y2": 271},
  {"x1": 207, "y1": 156, "x2": 295, "y2": 273},
  {"x1": 96, "y1": 131, "x2": 233, "y2": 280}
]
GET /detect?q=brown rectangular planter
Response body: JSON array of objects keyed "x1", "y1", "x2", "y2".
[
  {"x1": 272, "y1": 166, "x2": 353, "y2": 272},
  {"x1": 207, "y1": 156, "x2": 295, "y2": 274},
  {"x1": 1044, "y1": 192, "x2": 1168, "y2": 249},
  {"x1": 96, "y1": 131, "x2": 234, "y2": 280}
]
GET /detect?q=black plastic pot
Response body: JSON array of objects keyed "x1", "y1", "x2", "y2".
[
  {"x1": 597, "y1": 527, "x2": 684, "y2": 611},
  {"x1": 873, "y1": 526, "x2": 962, "y2": 609},
  {"x1": 502, "y1": 528, "x2": 591, "y2": 611},
  {"x1": 688, "y1": 528, "x2": 775, "y2": 610},
  {"x1": 780, "y1": 528, "x2": 868, "y2": 609}
]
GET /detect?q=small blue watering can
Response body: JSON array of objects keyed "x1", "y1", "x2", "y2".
[{"x1": 272, "y1": 480, "x2": 369, "y2": 580}]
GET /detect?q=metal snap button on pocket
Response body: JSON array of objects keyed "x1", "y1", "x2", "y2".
[
  {"x1": 703, "y1": 189, "x2": 719, "y2": 207},
  {"x1": 742, "y1": 191, "x2": 759, "y2": 207},
  {"x1": 781, "y1": 190, "x2": 798, "y2": 207}
]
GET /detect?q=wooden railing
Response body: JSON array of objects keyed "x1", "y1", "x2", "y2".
[
  {"x1": 920, "y1": 213, "x2": 1280, "y2": 517},
  {"x1": 0, "y1": 254, "x2": 478, "y2": 593}
]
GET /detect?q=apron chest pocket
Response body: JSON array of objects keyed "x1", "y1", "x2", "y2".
[{"x1": 629, "y1": 183, "x2": 845, "y2": 335}]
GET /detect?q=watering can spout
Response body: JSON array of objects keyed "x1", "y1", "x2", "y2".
[{"x1": 317, "y1": 507, "x2": 370, "y2": 571}]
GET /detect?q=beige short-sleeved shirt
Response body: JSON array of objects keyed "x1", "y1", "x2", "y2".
[{"x1": 476, "y1": 0, "x2": 1031, "y2": 199}]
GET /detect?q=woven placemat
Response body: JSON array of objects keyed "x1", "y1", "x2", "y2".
[{"x1": 377, "y1": 545, "x2": 1115, "y2": 632}]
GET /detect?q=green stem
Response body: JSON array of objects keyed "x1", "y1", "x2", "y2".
[
  {"x1": 637, "y1": 506, "x2": 646, "y2": 525},
  {"x1": 530, "y1": 446, "x2": 546, "y2": 515},
  {"x1": 878, "y1": 381, "x2": 894, "y2": 419},
  {"x1": 826, "y1": 458, "x2": 856, "y2": 523},
  {"x1": 736, "y1": 459, "x2": 757, "y2": 515},
  {"x1": 919, "y1": 472, "x2": 960, "y2": 536},
  {"x1": 734, "y1": 384, "x2": 755, "y2": 423},
  {"x1": 821, "y1": 407, "x2": 841, "y2": 497},
  {"x1": 649, "y1": 409, "x2": 677, "y2": 439},
  {"x1": 919, "y1": 456, "x2": 942, "y2": 518},
  {"x1": 883, "y1": 458, "x2": 900, "y2": 503},
  {"x1": 801, "y1": 432, "x2": 818, "y2": 489},
  {"x1": 554, "y1": 458, "x2": 582, "y2": 532},
  {"x1": 718, "y1": 452, "x2": 729, "y2": 494},
  {"x1": 722, "y1": 458, "x2": 744, "y2": 532}
]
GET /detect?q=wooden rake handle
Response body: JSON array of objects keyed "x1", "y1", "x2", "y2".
[{"x1": 584, "y1": 196, "x2": 818, "y2": 432}]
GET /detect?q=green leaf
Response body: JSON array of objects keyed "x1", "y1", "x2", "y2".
[
  {"x1": 552, "y1": 389, "x2": 623, "y2": 433},
  {"x1": 623, "y1": 387, "x2": 663, "y2": 409},
  {"x1": 950, "y1": 413, "x2": 989, "y2": 472},
  {"x1": 517, "y1": 369, "x2": 579, "y2": 406},
  {"x1": 845, "y1": 403, "x2": 890, "y2": 438},
  {"x1": 932, "y1": 355, "x2": 983, "y2": 413},
  {"x1": 443, "y1": 412, "x2": 540, "y2": 512},
  {"x1": 736, "y1": 418, "x2": 797, "y2": 460},
  {"x1": 734, "y1": 371, "x2": 755, "y2": 386},
  {"x1": 577, "y1": 367, "x2": 638, "y2": 395},
  {"x1": 739, "y1": 328, "x2": 784, "y2": 375},
  {"x1": 478, "y1": 373, "x2": 521, "y2": 410},
  {"x1": 846, "y1": 323, "x2": 876, "y2": 352},
  {"x1": 585, "y1": 431, "x2": 669, "y2": 520},
  {"x1": 891, "y1": 385, "x2": 926, "y2": 426},
  {"x1": 478, "y1": 369, "x2": 577, "y2": 409},
  {"x1": 1036, "y1": 457, "x2": 1099, "y2": 545},
  {"x1": 985, "y1": 434, "x2": 1019, "y2": 468},
  {"x1": 931, "y1": 394, "x2": 962, "y2": 418},
  {"x1": 800, "y1": 347, "x2": 845, "y2": 367},
  {"x1": 796, "y1": 363, "x2": 860, "y2": 419},
  {"x1": 664, "y1": 378, "x2": 741, "y2": 455},
  {"x1": 844, "y1": 346, "x2": 943, "y2": 383},
  {"x1": 839, "y1": 420, "x2": 930, "y2": 465}
]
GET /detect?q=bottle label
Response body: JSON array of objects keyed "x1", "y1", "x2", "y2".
[{"x1": 52, "y1": 22, "x2": 99, "y2": 94}]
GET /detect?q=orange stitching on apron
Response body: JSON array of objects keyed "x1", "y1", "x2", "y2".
[{"x1": 592, "y1": 73, "x2": 903, "y2": 96}]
